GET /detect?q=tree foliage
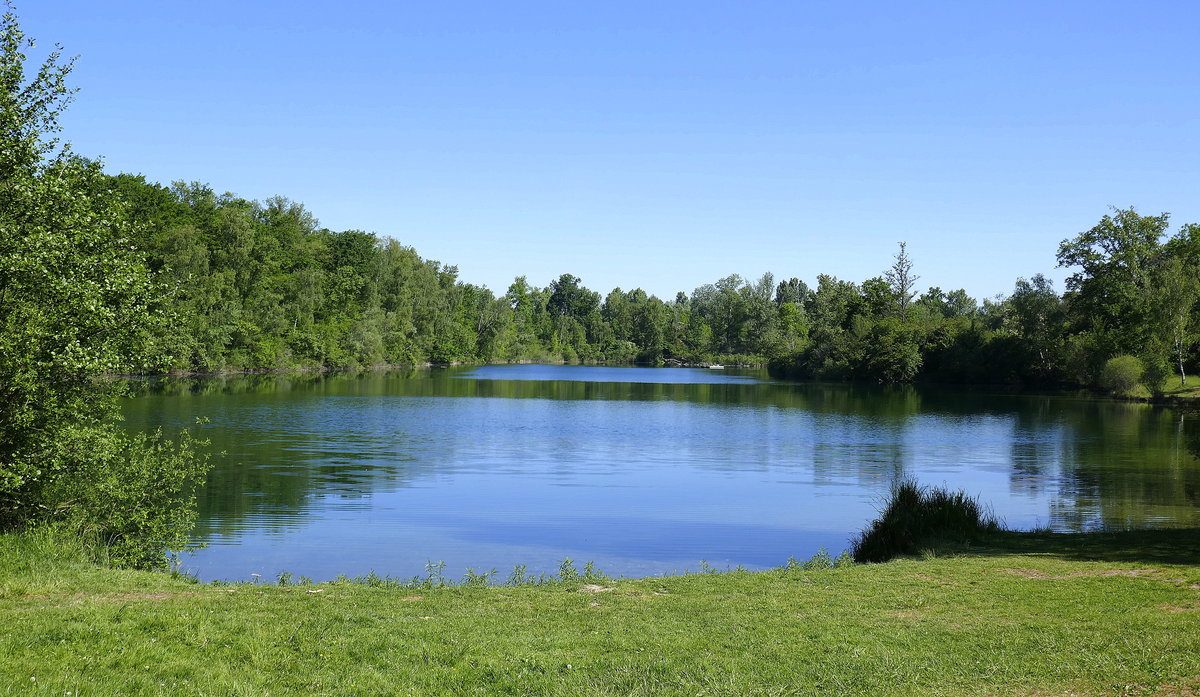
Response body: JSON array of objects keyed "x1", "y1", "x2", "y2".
[{"x1": 0, "y1": 9, "x2": 207, "y2": 567}]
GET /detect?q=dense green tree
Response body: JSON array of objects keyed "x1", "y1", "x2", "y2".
[
  {"x1": 602, "y1": 288, "x2": 634, "y2": 344},
  {"x1": 917, "y1": 287, "x2": 976, "y2": 320},
  {"x1": 861, "y1": 276, "x2": 898, "y2": 318},
  {"x1": 1057, "y1": 207, "x2": 1169, "y2": 367},
  {"x1": 1153, "y1": 257, "x2": 1199, "y2": 387},
  {"x1": 547, "y1": 274, "x2": 598, "y2": 318},
  {"x1": 0, "y1": 9, "x2": 206, "y2": 565},
  {"x1": 776, "y1": 302, "x2": 809, "y2": 353},
  {"x1": 803, "y1": 275, "x2": 863, "y2": 378},
  {"x1": 632, "y1": 297, "x2": 670, "y2": 363},
  {"x1": 1007, "y1": 274, "x2": 1065, "y2": 382},
  {"x1": 774, "y1": 277, "x2": 810, "y2": 306},
  {"x1": 861, "y1": 317, "x2": 923, "y2": 383},
  {"x1": 738, "y1": 273, "x2": 780, "y2": 356}
]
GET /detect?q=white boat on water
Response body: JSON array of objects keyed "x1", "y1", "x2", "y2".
[{"x1": 708, "y1": 364, "x2": 724, "y2": 369}]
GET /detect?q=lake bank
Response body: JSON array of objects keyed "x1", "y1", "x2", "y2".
[{"x1": 2, "y1": 527, "x2": 1198, "y2": 696}]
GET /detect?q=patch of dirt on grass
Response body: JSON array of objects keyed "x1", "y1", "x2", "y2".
[
  {"x1": 1014, "y1": 677, "x2": 1200, "y2": 697},
  {"x1": 1146, "y1": 679, "x2": 1200, "y2": 697},
  {"x1": 1159, "y1": 602, "x2": 1200, "y2": 614},
  {"x1": 913, "y1": 572, "x2": 960, "y2": 587},
  {"x1": 93, "y1": 592, "x2": 195, "y2": 602},
  {"x1": 581, "y1": 584, "x2": 615, "y2": 594},
  {"x1": 1001, "y1": 568, "x2": 1159, "y2": 580},
  {"x1": 625, "y1": 591, "x2": 669, "y2": 599},
  {"x1": 1001, "y1": 568, "x2": 1077, "y2": 580},
  {"x1": 10, "y1": 591, "x2": 198, "y2": 607}
]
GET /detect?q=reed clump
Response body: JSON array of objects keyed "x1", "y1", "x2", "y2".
[{"x1": 852, "y1": 481, "x2": 1000, "y2": 563}]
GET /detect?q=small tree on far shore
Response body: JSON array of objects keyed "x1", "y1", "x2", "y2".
[{"x1": 885, "y1": 242, "x2": 919, "y2": 315}]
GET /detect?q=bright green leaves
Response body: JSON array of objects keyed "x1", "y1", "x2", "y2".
[
  {"x1": 1056, "y1": 207, "x2": 1200, "y2": 387},
  {"x1": 0, "y1": 9, "x2": 206, "y2": 566}
]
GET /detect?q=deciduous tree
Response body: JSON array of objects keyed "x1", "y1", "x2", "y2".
[{"x1": 0, "y1": 8, "x2": 207, "y2": 565}]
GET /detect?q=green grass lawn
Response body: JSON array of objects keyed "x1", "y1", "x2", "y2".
[
  {"x1": 1158, "y1": 378, "x2": 1200, "y2": 401},
  {"x1": 2, "y1": 529, "x2": 1199, "y2": 696}
]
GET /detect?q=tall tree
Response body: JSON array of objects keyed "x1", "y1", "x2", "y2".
[
  {"x1": 0, "y1": 8, "x2": 207, "y2": 565},
  {"x1": 1007, "y1": 274, "x2": 1064, "y2": 381},
  {"x1": 1153, "y1": 257, "x2": 1200, "y2": 387},
  {"x1": 774, "y1": 277, "x2": 810, "y2": 306},
  {"x1": 885, "y1": 242, "x2": 920, "y2": 315},
  {"x1": 547, "y1": 274, "x2": 598, "y2": 318},
  {"x1": 1057, "y1": 207, "x2": 1169, "y2": 363}
]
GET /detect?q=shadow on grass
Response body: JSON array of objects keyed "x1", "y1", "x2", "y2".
[{"x1": 961, "y1": 528, "x2": 1200, "y2": 566}]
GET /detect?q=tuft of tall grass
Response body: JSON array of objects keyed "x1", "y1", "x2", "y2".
[{"x1": 852, "y1": 481, "x2": 1000, "y2": 563}]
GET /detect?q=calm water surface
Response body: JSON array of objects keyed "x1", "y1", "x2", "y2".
[{"x1": 121, "y1": 365, "x2": 1200, "y2": 581}]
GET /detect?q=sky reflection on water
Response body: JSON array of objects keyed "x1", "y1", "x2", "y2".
[{"x1": 121, "y1": 365, "x2": 1200, "y2": 581}]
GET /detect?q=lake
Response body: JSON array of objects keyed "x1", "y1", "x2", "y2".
[{"x1": 121, "y1": 364, "x2": 1200, "y2": 582}]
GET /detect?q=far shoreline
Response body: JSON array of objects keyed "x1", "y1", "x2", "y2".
[{"x1": 108, "y1": 361, "x2": 1200, "y2": 409}]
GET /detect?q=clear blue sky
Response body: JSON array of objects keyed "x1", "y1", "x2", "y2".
[{"x1": 20, "y1": 1, "x2": 1200, "y2": 301}]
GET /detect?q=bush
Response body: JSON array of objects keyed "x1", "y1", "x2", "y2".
[
  {"x1": 1100, "y1": 355, "x2": 1144, "y2": 394},
  {"x1": 46, "y1": 428, "x2": 209, "y2": 569},
  {"x1": 852, "y1": 481, "x2": 1000, "y2": 563},
  {"x1": 1139, "y1": 352, "x2": 1170, "y2": 396}
]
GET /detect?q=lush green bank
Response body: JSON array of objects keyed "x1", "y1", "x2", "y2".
[{"x1": 2, "y1": 528, "x2": 1198, "y2": 696}]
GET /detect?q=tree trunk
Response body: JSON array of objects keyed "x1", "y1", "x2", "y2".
[{"x1": 1177, "y1": 335, "x2": 1187, "y2": 387}]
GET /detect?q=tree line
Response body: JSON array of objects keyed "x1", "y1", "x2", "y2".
[{"x1": 106, "y1": 173, "x2": 1200, "y2": 392}]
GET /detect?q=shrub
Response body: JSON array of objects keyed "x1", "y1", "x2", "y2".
[
  {"x1": 1138, "y1": 352, "x2": 1170, "y2": 396},
  {"x1": 51, "y1": 429, "x2": 209, "y2": 569},
  {"x1": 1100, "y1": 354, "x2": 1144, "y2": 394},
  {"x1": 851, "y1": 481, "x2": 1000, "y2": 563}
]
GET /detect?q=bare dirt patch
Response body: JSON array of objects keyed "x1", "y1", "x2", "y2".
[
  {"x1": 1014, "y1": 677, "x2": 1200, "y2": 697},
  {"x1": 581, "y1": 584, "x2": 615, "y2": 594},
  {"x1": 1001, "y1": 568, "x2": 1159, "y2": 580},
  {"x1": 1159, "y1": 602, "x2": 1200, "y2": 614},
  {"x1": 1146, "y1": 679, "x2": 1200, "y2": 697},
  {"x1": 93, "y1": 592, "x2": 194, "y2": 603}
]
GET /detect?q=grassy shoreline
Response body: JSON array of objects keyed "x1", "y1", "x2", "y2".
[{"x1": 2, "y1": 528, "x2": 1198, "y2": 696}]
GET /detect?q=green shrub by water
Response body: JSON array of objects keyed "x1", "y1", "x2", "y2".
[
  {"x1": 852, "y1": 481, "x2": 1000, "y2": 563},
  {"x1": 1100, "y1": 354, "x2": 1144, "y2": 394}
]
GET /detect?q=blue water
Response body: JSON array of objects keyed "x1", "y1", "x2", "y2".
[{"x1": 120, "y1": 365, "x2": 1200, "y2": 582}]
